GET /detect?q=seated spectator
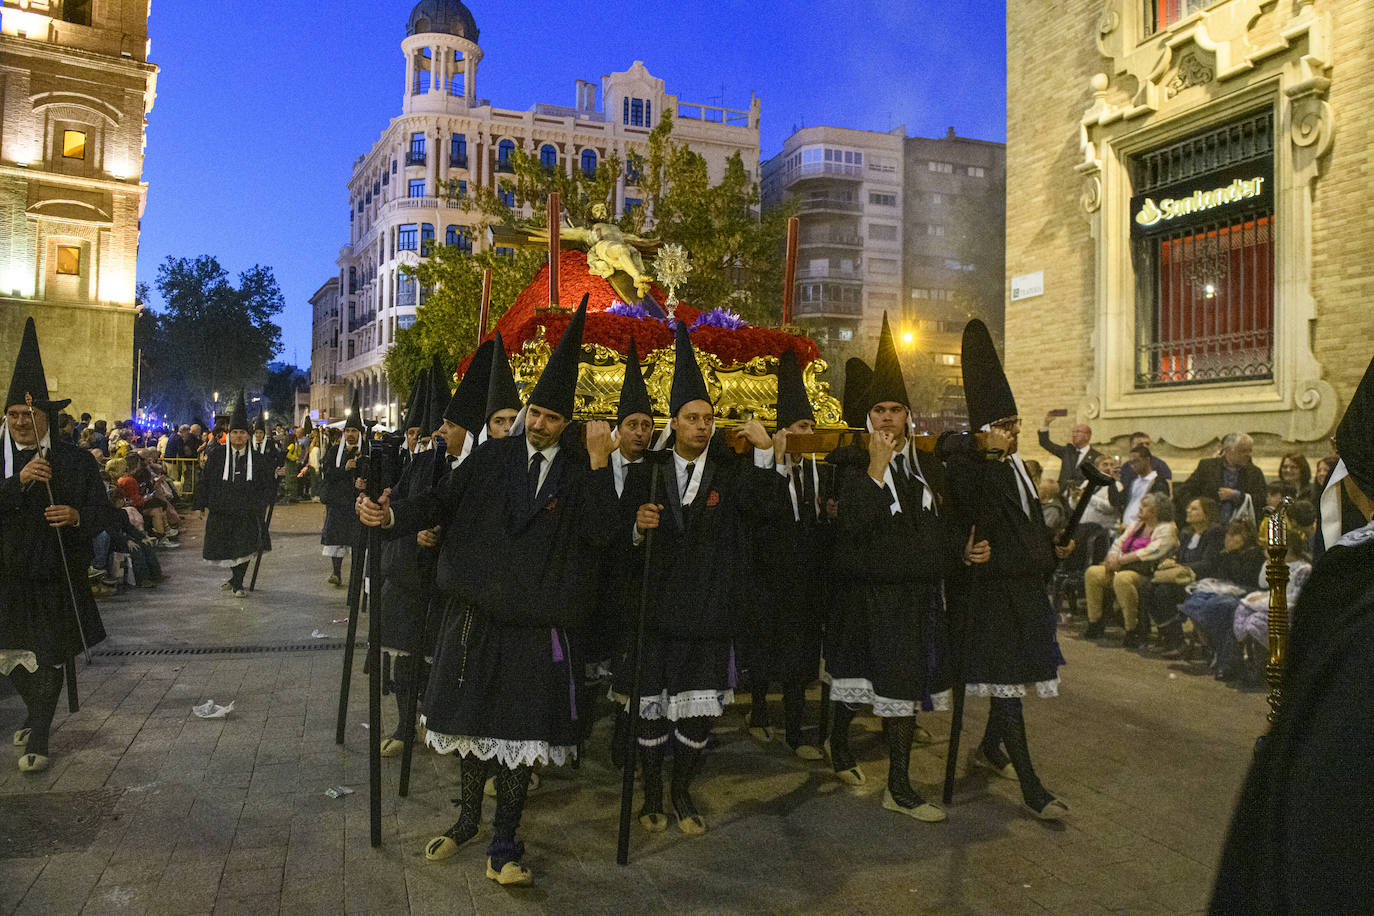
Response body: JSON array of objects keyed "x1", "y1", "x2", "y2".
[
  {"x1": 114, "y1": 453, "x2": 180, "y2": 546},
  {"x1": 1232, "y1": 501, "x2": 1317, "y2": 685},
  {"x1": 1176, "y1": 432, "x2": 1267, "y2": 525},
  {"x1": 1120, "y1": 431, "x2": 1173, "y2": 497},
  {"x1": 1023, "y1": 458, "x2": 1044, "y2": 492},
  {"x1": 1111, "y1": 444, "x2": 1171, "y2": 529},
  {"x1": 1278, "y1": 452, "x2": 1311, "y2": 498},
  {"x1": 91, "y1": 419, "x2": 109, "y2": 455},
  {"x1": 105, "y1": 491, "x2": 166, "y2": 589},
  {"x1": 1139, "y1": 497, "x2": 1224, "y2": 652},
  {"x1": 1075, "y1": 454, "x2": 1123, "y2": 532},
  {"x1": 1179, "y1": 520, "x2": 1267, "y2": 681},
  {"x1": 79, "y1": 427, "x2": 95, "y2": 451},
  {"x1": 1083, "y1": 492, "x2": 1180, "y2": 646},
  {"x1": 1038, "y1": 478, "x2": 1068, "y2": 541},
  {"x1": 1311, "y1": 454, "x2": 1339, "y2": 504},
  {"x1": 57, "y1": 412, "x2": 76, "y2": 444},
  {"x1": 1262, "y1": 480, "x2": 1298, "y2": 521}
]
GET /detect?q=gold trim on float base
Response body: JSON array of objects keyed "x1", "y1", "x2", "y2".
[{"x1": 509, "y1": 325, "x2": 845, "y2": 427}]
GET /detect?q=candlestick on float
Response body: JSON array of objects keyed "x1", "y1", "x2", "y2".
[
  {"x1": 548, "y1": 191, "x2": 561, "y2": 308},
  {"x1": 478, "y1": 268, "x2": 492, "y2": 335},
  {"x1": 781, "y1": 215, "x2": 799, "y2": 326}
]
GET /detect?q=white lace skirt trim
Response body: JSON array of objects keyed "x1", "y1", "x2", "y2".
[
  {"x1": 826, "y1": 678, "x2": 951, "y2": 716},
  {"x1": 207, "y1": 554, "x2": 256, "y2": 569},
  {"x1": 419, "y1": 721, "x2": 575, "y2": 767},
  {"x1": 628, "y1": 689, "x2": 734, "y2": 721},
  {"x1": 964, "y1": 679, "x2": 1060, "y2": 699},
  {"x1": 0, "y1": 650, "x2": 38, "y2": 677},
  {"x1": 321, "y1": 546, "x2": 346, "y2": 558}
]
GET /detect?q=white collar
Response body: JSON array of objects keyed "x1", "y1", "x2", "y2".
[{"x1": 2, "y1": 424, "x2": 51, "y2": 480}]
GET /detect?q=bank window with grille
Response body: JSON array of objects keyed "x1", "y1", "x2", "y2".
[{"x1": 1129, "y1": 110, "x2": 1274, "y2": 390}]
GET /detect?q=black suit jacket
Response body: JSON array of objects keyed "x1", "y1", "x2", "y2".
[
  {"x1": 1037, "y1": 429, "x2": 1102, "y2": 492},
  {"x1": 1175, "y1": 457, "x2": 1266, "y2": 521}
]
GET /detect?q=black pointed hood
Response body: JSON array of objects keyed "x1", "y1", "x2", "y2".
[
  {"x1": 775, "y1": 350, "x2": 814, "y2": 430},
  {"x1": 842, "y1": 358, "x2": 872, "y2": 429},
  {"x1": 617, "y1": 337, "x2": 653, "y2": 424},
  {"x1": 423, "y1": 355, "x2": 452, "y2": 434},
  {"x1": 866, "y1": 313, "x2": 909, "y2": 410},
  {"x1": 344, "y1": 390, "x2": 365, "y2": 432},
  {"x1": 445, "y1": 340, "x2": 495, "y2": 432},
  {"x1": 401, "y1": 368, "x2": 429, "y2": 432},
  {"x1": 229, "y1": 389, "x2": 250, "y2": 432},
  {"x1": 669, "y1": 320, "x2": 711, "y2": 417},
  {"x1": 302, "y1": 415, "x2": 314, "y2": 436},
  {"x1": 252, "y1": 412, "x2": 267, "y2": 434},
  {"x1": 960, "y1": 319, "x2": 1017, "y2": 430},
  {"x1": 1337, "y1": 353, "x2": 1374, "y2": 499},
  {"x1": 528, "y1": 293, "x2": 588, "y2": 419},
  {"x1": 6, "y1": 317, "x2": 66, "y2": 411},
  {"x1": 485, "y1": 332, "x2": 522, "y2": 422}
]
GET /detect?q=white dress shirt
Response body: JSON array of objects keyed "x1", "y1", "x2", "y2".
[
  {"x1": 1122, "y1": 470, "x2": 1158, "y2": 529},
  {"x1": 525, "y1": 438, "x2": 559, "y2": 494},
  {"x1": 672, "y1": 447, "x2": 705, "y2": 506},
  {"x1": 611, "y1": 448, "x2": 641, "y2": 497}
]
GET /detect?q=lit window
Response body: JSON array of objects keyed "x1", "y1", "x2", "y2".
[
  {"x1": 62, "y1": 130, "x2": 86, "y2": 160},
  {"x1": 56, "y1": 246, "x2": 81, "y2": 275}
]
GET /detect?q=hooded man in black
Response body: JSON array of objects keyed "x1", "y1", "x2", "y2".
[
  {"x1": 740, "y1": 349, "x2": 831, "y2": 760},
  {"x1": 939, "y1": 319, "x2": 1073, "y2": 821},
  {"x1": 483, "y1": 333, "x2": 522, "y2": 442},
  {"x1": 195, "y1": 390, "x2": 273, "y2": 598},
  {"x1": 623, "y1": 320, "x2": 776, "y2": 835},
  {"x1": 377, "y1": 345, "x2": 493, "y2": 759},
  {"x1": 320, "y1": 392, "x2": 366, "y2": 585},
  {"x1": 1, "y1": 318, "x2": 109, "y2": 773},
  {"x1": 360, "y1": 295, "x2": 618, "y2": 886},
  {"x1": 1209, "y1": 354, "x2": 1374, "y2": 912},
  {"x1": 821, "y1": 313, "x2": 951, "y2": 822}
]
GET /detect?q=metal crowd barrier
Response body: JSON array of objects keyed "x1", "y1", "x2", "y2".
[{"x1": 160, "y1": 457, "x2": 201, "y2": 504}]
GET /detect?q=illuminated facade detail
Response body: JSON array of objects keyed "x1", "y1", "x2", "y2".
[
  {"x1": 0, "y1": 0, "x2": 157, "y2": 422},
  {"x1": 322, "y1": 0, "x2": 761, "y2": 420}
]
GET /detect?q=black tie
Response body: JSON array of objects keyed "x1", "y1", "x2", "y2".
[
  {"x1": 893, "y1": 453, "x2": 907, "y2": 479},
  {"x1": 528, "y1": 452, "x2": 544, "y2": 499},
  {"x1": 682, "y1": 461, "x2": 696, "y2": 501},
  {"x1": 791, "y1": 463, "x2": 805, "y2": 518}
]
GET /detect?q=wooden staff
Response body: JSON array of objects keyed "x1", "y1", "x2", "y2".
[
  {"x1": 781, "y1": 216, "x2": 799, "y2": 325},
  {"x1": 548, "y1": 191, "x2": 561, "y2": 308},
  {"x1": 478, "y1": 268, "x2": 492, "y2": 336},
  {"x1": 1264, "y1": 500, "x2": 1291, "y2": 724}
]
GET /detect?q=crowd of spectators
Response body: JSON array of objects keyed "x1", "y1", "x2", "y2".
[{"x1": 1038, "y1": 416, "x2": 1334, "y2": 690}]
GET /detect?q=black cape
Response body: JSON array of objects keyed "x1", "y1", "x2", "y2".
[
  {"x1": 0, "y1": 439, "x2": 109, "y2": 664},
  {"x1": 195, "y1": 448, "x2": 273, "y2": 563},
  {"x1": 319, "y1": 442, "x2": 364, "y2": 548},
  {"x1": 379, "y1": 447, "x2": 453, "y2": 655}
]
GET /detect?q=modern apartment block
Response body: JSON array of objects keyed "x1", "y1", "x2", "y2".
[
  {"x1": 322, "y1": 0, "x2": 762, "y2": 422},
  {"x1": 0, "y1": 0, "x2": 157, "y2": 422},
  {"x1": 762, "y1": 124, "x2": 1005, "y2": 419}
]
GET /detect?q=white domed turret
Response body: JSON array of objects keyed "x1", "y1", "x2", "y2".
[{"x1": 402, "y1": 0, "x2": 483, "y2": 111}]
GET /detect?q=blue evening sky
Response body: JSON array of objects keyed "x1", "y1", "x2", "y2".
[{"x1": 135, "y1": 0, "x2": 1007, "y2": 366}]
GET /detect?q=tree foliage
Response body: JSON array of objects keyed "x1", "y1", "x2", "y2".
[
  {"x1": 140, "y1": 255, "x2": 284, "y2": 422},
  {"x1": 383, "y1": 111, "x2": 792, "y2": 394},
  {"x1": 262, "y1": 361, "x2": 309, "y2": 424}
]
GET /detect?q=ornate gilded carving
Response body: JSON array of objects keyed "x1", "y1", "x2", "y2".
[{"x1": 510, "y1": 325, "x2": 845, "y2": 427}]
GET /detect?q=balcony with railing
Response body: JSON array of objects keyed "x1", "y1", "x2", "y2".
[
  {"x1": 405, "y1": 150, "x2": 427, "y2": 166},
  {"x1": 800, "y1": 197, "x2": 862, "y2": 215},
  {"x1": 795, "y1": 297, "x2": 863, "y2": 317},
  {"x1": 799, "y1": 232, "x2": 863, "y2": 249},
  {"x1": 347, "y1": 310, "x2": 376, "y2": 333},
  {"x1": 795, "y1": 265, "x2": 862, "y2": 281},
  {"x1": 449, "y1": 154, "x2": 468, "y2": 169}
]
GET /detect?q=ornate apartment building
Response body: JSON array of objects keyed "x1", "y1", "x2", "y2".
[
  {"x1": 315, "y1": 0, "x2": 762, "y2": 423},
  {"x1": 0, "y1": 0, "x2": 156, "y2": 422},
  {"x1": 1007, "y1": 0, "x2": 1372, "y2": 471},
  {"x1": 308, "y1": 276, "x2": 346, "y2": 421},
  {"x1": 762, "y1": 125, "x2": 1005, "y2": 421}
]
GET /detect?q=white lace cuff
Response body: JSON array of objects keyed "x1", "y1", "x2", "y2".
[
  {"x1": 419, "y1": 722, "x2": 576, "y2": 767},
  {"x1": 964, "y1": 679, "x2": 1060, "y2": 699}
]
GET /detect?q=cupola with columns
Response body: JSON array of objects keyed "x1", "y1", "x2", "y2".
[{"x1": 402, "y1": 0, "x2": 482, "y2": 111}]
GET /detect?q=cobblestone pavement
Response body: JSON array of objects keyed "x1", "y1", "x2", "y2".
[{"x1": 0, "y1": 503, "x2": 1264, "y2": 914}]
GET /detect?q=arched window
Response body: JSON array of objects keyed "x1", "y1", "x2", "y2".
[
  {"x1": 539, "y1": 144, "x2": 558, "y2": 172},
  {"x1": 581, "y1": 148, "x2": 597, "y2": 179},
  {"x1": 496, "y1": 139, "x2": 515, "y2": 172}
]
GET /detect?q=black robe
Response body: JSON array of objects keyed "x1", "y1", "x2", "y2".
[
  {"x1": 823, "y1": 444, "x2": 952, "y2": 712},
  {"x1": 0, "y1": 439, "x2": 109, "y2": 666},
  {"x1": 1209, "y1": 523, "x2": 1374, "y2": 913},
  {"x1": 613, "y1": 435, "x2": 776, "y2": 716},
  {"x1": 941, "y1": 437, "x2": 1062, "y2": 694},
  {"x1": 319, "y1": 443, "x2": 364, "y2": 548},
  {"x1": 195, "y1": 448, "x2": 272, "y2": 564},
  {"x1": 739, "y1": 454, "x2": 834, "y2": 686},
  {"x1": 389, "y1": 431, "x2": 618, "y2": 756},
  {"x1": 379, "y1": 447, "x2": 452, "y2": 655}
]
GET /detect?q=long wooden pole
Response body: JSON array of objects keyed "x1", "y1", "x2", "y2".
[
  {"x1": 1264, "y1": 500, "x2": 1291, "y2": 724},
  {"x1": 548, "y1": 191, "x2": 561, "y2": 308},
  {"x1": 478, "y1": 268, "x2": 492, "y2": 337},
  {"x1": 781, "y1": 216, "x2": 799, "y2": 326}
]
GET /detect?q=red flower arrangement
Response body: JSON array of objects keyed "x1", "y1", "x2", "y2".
[{"x1": 454, "y1": 249, "x2": 822, "y2": 378}]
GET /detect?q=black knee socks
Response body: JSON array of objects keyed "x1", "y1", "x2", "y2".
[
  {"x1": 979, "y1": 703, "x2": 1012, "y2": 769},
  {"x1": 390, "y1": 655, "x2": 416, "y2": 741},
  {"x1": 884, "y1": 716, "x2": 926, "y2": 806},
  {"x1": 782, "y1": 681, "x2": 806, "y2": 747},
  {"x1": 331, "y1": 556, "x2": 343, "y2": 577},
  {"x1": 12, "y1": 666, "x2": 63, "y2": 757},
  {"x1": 749, "y1": 680, "x2": 769, "y2": 728},
  {"x1": 488, "y1": 764, "x2": 532, "y2": 866},
  {"x1": 990, "y1": 697, "x2": 1051, "y2": 809},
  {"x1": 671, "y1": 718, "x2": 712, "y2": 821},
  {"x1": 443, "y1": 753, "x2": 487, "y2": 843},
  {"x1": 637, "y1": 716, "x2": 670, "y2": 815},
  {"x1": 829, "y1": 702, "x2": 858, "y2": 771},
  {"x1": 229, "y1": 562, "x2": 248, "y2": 590}
]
